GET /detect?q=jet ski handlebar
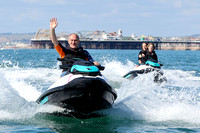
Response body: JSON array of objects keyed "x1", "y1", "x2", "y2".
[
  {"x1": 57, "y1": 58, "x2": 105, "y2": 71},
  {"x1": 96, "y1": 65, "x2": 105, "y2": 71}
]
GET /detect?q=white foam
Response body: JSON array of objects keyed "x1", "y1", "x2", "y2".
[
  {"x1": 0, "y1": 59, "x2": 200, "y2": 123},
  {"x1": 3, "y1": 68, "x2": 60, "y2": 101},
  {"x1": 101, "y1": 60, "x2": 200, "y2": 123}
]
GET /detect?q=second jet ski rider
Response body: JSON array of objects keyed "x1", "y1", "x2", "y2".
[{"x1": 138, "y1": 42, "x2": 148, "y2": 65}]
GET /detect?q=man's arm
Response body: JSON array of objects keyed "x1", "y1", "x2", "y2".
[
  {"x1": 138, "y1": 51, "x2": 142, "y2": 64},
  {"x1": 84, "y1": 50, "x2": 100, "y2": 66},
  {"x1": 50, "y1": 18, "x2": 66, "y2": 58},
  {"x1": 50, "y1": 18, "x2": 59, "y2": 46}
]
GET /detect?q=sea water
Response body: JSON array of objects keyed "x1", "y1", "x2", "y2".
[{"x1": 0, "y1": 49, "x2": 199, "y2": 132}]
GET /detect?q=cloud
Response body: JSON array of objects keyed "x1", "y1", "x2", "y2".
[
  {"x1": 152, "y1": 0, "x2": 200, "y2": 8},
  {"x1": 181, "y1": 8, "x2": 200, "y2": 16},
  {"x1": 54, "y1": 0, "x2": 65, "y2": 5},
  {"x1": 22, "y1": 0, "x2": 66, "y2": 5},
  {"x1": 173, "y1": 0, "x2": 183, "y2": 8},
  {"x1": 70, "y1": 9, "x2": 118, "y2": 19},
  {"x1": 170, "y1": 0, "x2": 200, "y2": 17},
  {"x1": 14, "y1": 10, "x2": 42, "y2": 22},
  {"x1": 22, "y1": 0, "x2": 39, "y2": 3}
]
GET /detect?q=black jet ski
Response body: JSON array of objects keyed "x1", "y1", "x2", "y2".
[
  {"x1": 36, "y1": 58, "x2": 117, "y2": 118},
  {"x1": 123, "y1": 59, "x2": 167, "y2": 83}
]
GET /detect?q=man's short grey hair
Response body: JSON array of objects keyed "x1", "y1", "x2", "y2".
[{"x1": 69, "y1": 33, "x2": 79, "y2": 40}]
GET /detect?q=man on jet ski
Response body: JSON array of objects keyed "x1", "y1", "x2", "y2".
[{"x1": 50, "y1": 17, "x2": 100, "y2": 66}]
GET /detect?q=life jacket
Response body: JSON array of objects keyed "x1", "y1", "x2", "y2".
[
  {"x1": 63, "y1": 45, "x2": 88, "y2": 60},
  {"x1": 59, "y1": 46, "x2": 89, "y2": 71},
  {"x1": 146, "y1": 51, "x2": 157, "y2": 61}
]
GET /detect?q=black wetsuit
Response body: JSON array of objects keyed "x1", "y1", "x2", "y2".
[
  {"x1": 146, "y1": 51, "x2": 158, "y2": 61},
  {"x1": 138, "y1": 50, "x2": 147, "y2": 64}
]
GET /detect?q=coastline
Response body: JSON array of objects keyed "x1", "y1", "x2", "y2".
[
  {"x1": 1, "y1": 42, "x2": 199, "y2": 50},
  {"x1": 0, "y1": 32, "x2": 200, "y2": 50}
]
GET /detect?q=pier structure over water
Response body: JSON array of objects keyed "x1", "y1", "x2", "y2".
[
  {"x1": 31, "y1": 40, "x2": 200, "y2": 50},
  {"x1": 31, "y1": 29, "x2": 200, "y2": 50}
]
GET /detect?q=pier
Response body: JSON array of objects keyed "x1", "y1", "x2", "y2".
[
  {"x1": 31, "y1": 40, "x2": 200, "y2": 50},
  {"x1": 30, "y1": 29, "x2": 200, "y2": 50}
]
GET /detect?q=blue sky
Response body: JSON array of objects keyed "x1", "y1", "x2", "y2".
[{"x1": 1, "y1": 0, "x2": 200, "y2": 37}]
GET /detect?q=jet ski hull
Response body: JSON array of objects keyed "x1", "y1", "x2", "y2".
[
  {"x1": 123, "y1": 65, "x2": 167, "y2": 83},
  {"x1": 36, "y1": 77, "x2": 117, "y2": 116}
]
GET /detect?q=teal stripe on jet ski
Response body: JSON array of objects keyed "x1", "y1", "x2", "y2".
[
  {"x1": 71, "y1": 65, "x2": 99, "y2": 73},
  {"x1": 125, "y1": 74, "x2": 131, "y2": 79},
  {"x1": 145, "y1": 61, "x2": 160, "y2": 67},
  {"x1": 40, "y1": 96, "x2": 48, "y2": 105}
]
